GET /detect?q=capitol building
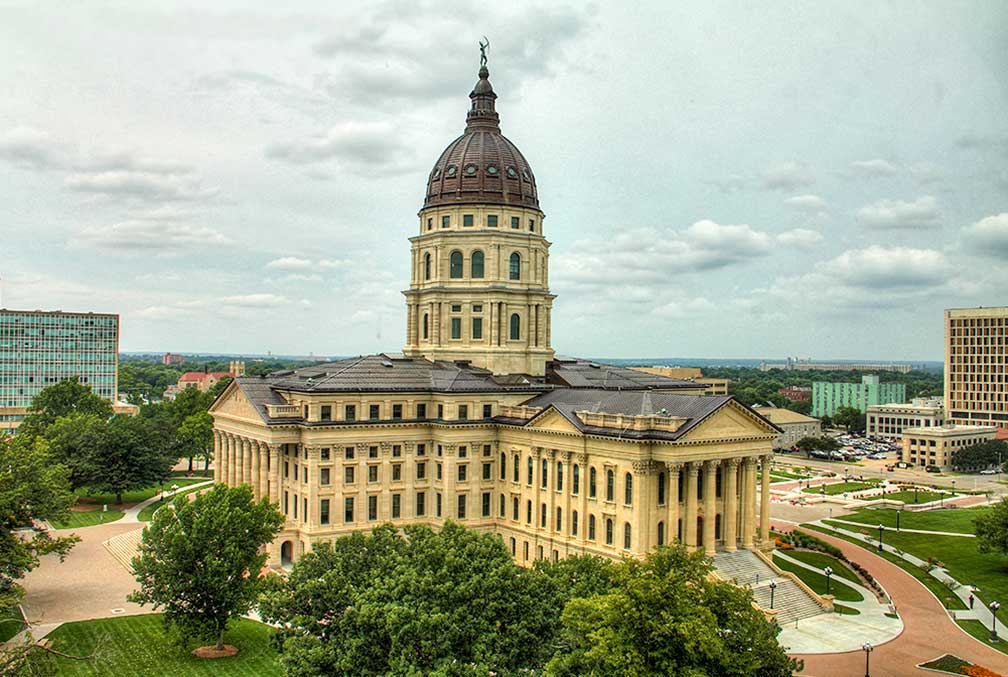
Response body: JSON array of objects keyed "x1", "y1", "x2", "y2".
[{"x1": 209, "y1": 60, "x2": 779, "y2": 568}]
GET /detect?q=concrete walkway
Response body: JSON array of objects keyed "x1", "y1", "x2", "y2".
[
  {"x1": 119, "y1": 479, "x2": 214, "y2": 524},
  {"x1": 825, "y1": 517, "x2": 976, "y2": 538}
]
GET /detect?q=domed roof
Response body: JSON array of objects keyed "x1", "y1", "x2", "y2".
[{"x1": 423, "y1": 66, "x2": 539, "y2": 211}]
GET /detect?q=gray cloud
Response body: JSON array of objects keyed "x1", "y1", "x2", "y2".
[
  {"x1": 776, "y1": 228, "x2": 823, "y2": 248},
  {"x1": 70, "y1": 221, "x2": 232, "y2": 253},
  {"x1": 0, "y1": 126, "x2": 68, "y2": 170},
  {"x1": 761, "y1": 161, "x2": 815, "y2": 191},
  {"x1": 848, "y1": 158, "x2": 898, "y2": 177},
  {"x1": 963, "y1": 213, "x2": 1008, "y2": 256},
  {"x1": 857, "y1": 196, "x2": 941, "y2": 229},
  {"x1": 265, "y1": 121, "x2": 416, "y2": 172}
]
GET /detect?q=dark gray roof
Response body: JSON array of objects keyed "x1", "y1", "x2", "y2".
[
  {"x1": 233, "y1": 377, "x2": 298, "y2": 422},
  {"x1": 546, "y1": 357, "x2": 698, "y2": 390}
]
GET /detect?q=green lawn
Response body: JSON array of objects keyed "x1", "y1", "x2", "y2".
[
  {"x1": 956, "y1": 619, "x2": 1008, "y2": 656},
  {"x1": 879, "y1": 489, "x2": 946, "y2": 505},
  {"x1": 833, "y1": 604, "x2": 860, "y2": 615},
  {"x1": 0, "y1": 605, "x2": 25, "y2": 642},
  {"x1": 47, "y1": 614, "x2": 281, "y2": 676},
  {"x1": 170, "y1": 469, "x2": 212, "y2": 478},
  {"x1": 839, "y1": 507, "x2": 989, "y2": 534},
  {"x1": 137, "y1": 482, "x2": 214, "y2": 522},
  {"x1": 772, "y1": 553, "x2": 863, "y2": 602},
  {"x1": 802, "y1": 481, "x2": 875, "y2": 495},
  {"x1": 802, "y1": 523, "x2": 968, "y2": 610},
  {"x1": 78, "y1": 477, "x2": 208, "y2": 506},
  {"x1": 51, "y1": 507, "x2": 125, "y2": 529},
  {"x1": 782, "y1": 550, "x2": 862, "y2": 586}
]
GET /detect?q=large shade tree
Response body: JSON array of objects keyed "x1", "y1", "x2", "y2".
[
  {"x1": 975, "y1": 497, "x2": 1008, "y2": 556},
  {"x1": 17, "y1": 378, "x2": 113, "y2": 440}
]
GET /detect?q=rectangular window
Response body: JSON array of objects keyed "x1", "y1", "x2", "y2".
[
  {"x1": 483, "y1": 462, "x2": 491, "y2": 480},
  {"x1": 482, "y1": 492, "x2": 491, "y2": 517},
  {"x1": 459, "y1": 445, "x2": 467, "y2": 458},
  {"x1": 436, "y1": 463, "x2": 443, "y2": 480},
  {"x1": 529, "y1": 218, "x2": 535, "y2": 231},
  {"x1": 442, "y1": 215, "x2": 450, "y2": 228},
  {"x1": 392, "y1": 493, "x2": 401, "y2": 519},
  {"x1": 320, "y1": 448, "x2": 330, "y2": 461},
  {"x1": 368, "y1": 495, "x2": 378, "y2": 521},
  {"x1": 458, "y1": 464, "x2": 467, "y2": 482},
  {"x1": 320, "y1": 405, "x2": 332, "y2": 421},
  {"x1": 483, "y1": 404, "x2": 492, "y2": 418},
  {"x1": 284, "y1": 462, "x2": 289, "y2": 479},
  {"x1": 392, "y1": 463, "x2": 402, "y2": 481},
  {"x1": 416, "y1": 491, "x2": 426, "y2": 516},
  {"x1": 303, "y1": 498, "x2": 307, "y2": 522},
  {"x1": 458, "y1": 404, "x2": 468, "y2": 420},
  {"x1": 392, "y1": 445, "x2": 401, "y2": 457},
  {"x1": 472, "y1": 317, "x2": 483, "y2": 339},
  {"x1": 345, "y1": 466, "x2": 355, "y2": 484},
  {"x1": 463, "y1": 214, "x2": 473, "y2": 227},
  {"x1": 487, "y1": 215, "x2": 498, "y2": 227},
  {"x1": 303, "y1": 467, "x2": 308, "y2": 484},
  {"x1": 417, "y1": 462, "x2": 426, "y2": 479},
  {"x1": 368, "y1": 465, "x2": 378, "y2": 483},
  {"x1": 320, "y1": 499, "x2": 330, "y2": 525},
  {"x1": 369, "y1": 404, "x2": 380, "y2": 420},
  {"x1": 344, "y1": 497, "x2": 354, "y2": 523},
  {"x1": 320, "y1": 468, "x2": 331, "y2": 485},
  {"x1": 436, "y1": 493, "x2": 442, "y2": 517},
  {"x1": 511, "y1": 216, "x2": 520, "y2": 229},
  {"x1": 450, "y1": 318, "x2": 461, "y2": 339},
  {"x1": 483, "y1": 444, "x2": 491, "y2": 457},
  {"x1": 473, "y1": 304, "x2": 482, "y2": 312},
  {"x1": 392, "y1": 404, "x2": 403, "y2": 420},
  {"x1": 369, "y1": 446, "x2": 378, "y2": 459},
  {"x1": 345, "y1": 404, "x2": 356, "y2": 421},
  {"x1": 345, "y1": 446, "x2": 355, "y2": 460},
  {"x1": 427, "y1": 217, "x2": 432, "y2": 231},
  {"x1": 416, "y1": 403, "x2": 427, "y2": 419},
  {"x1": 457, "y1": 495, "x2": 466, "y2": 519},
  {"x1": 438, "y1": 404, "x2": 444, "y2": 418},
  {"x1": 283, "y1": 491, "x2": 288, "y2": 515},
  {"x1": 417, "y1": 443, "x2": 426, "y2": 456}
]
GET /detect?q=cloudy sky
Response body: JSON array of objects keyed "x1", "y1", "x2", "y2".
[{"x1": 1, "y1": 2, "x2": 1006, "y2": 360}]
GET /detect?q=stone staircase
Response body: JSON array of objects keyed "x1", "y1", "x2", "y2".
[
  {"x1": 713, "y1": 549, "x2": 825, "y2": 625},
  {"x1": 103, "y1": 528, "x2": 144, "y2": 571}
]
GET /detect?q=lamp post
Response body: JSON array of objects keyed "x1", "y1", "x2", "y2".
[
  {"x1": 769, "y1": 580, "x2": 778, "y2": 609},
  {"x1": 951, "y1": 479, "x2": 956, "y2": 500},
  {"x1": 862, "y1": 641, "x2": 874, "y2": 677},
  {"x1": 877, "y1": 524, "x2": 884, "y2": 552},
  {"x1": 914, "y1": 484, "x2": 919, "y2": 503},
  {"x1": 896, "y1": 506, "x2": 901, "y2": 532},
  {"x1": 824, "y1": 566, "x2": 833, "y2": 596},
  {"x1": 991, "y1": 601, "x2": 1001, "y2": 642}
]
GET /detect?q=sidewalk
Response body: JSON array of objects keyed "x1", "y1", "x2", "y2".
[
  {"x1": 119, "y1": 479, "x2": 214, "y2": 524},
  {"x1": 825, "y1": 517, "x2": 976, "y2": 538}
]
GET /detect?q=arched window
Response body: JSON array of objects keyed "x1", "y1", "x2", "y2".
[
  {"x1": 557, "y1": 462, "x2": 564, "y2": 491},
  {"x1": 449, "y1": 250, "x2": 463, "y2": 278},
  {"x1": 657, "y1": 471, "x2": 666, "y2": 505},
  {"x1": 422, "y1": 313, "x2": 429, "y2": 340},
  {"x1": 471, "y1": 250, "x2": 484, "y2": 278},
  {"x1": 424, "y1": 252, "x2": 431, "y2": 280},
  {"x1": 606, "y1": 469, "x2": 615, "y2": 502},
  {"x1": 513, "y1": 453, "x2": 519, "y2": 482},
  {"x1": 541, "y1": 459, "x2": 548, "y2": 488},
  {"x1": 588, "y1": 514, "x2": 596, "y2": 540},
  {"x1": 509, "y1": 252, "x2": 521, "y2": 280},
  {"x1": 605, "y1": 518, "x2": 614, "y2": 545},
  {"x1": 589, "y1": 467, "x2": 597, "y2": 498},
  {"x1": 624, "y1": 472, "x2": 633, "y2": 505},
  {"x1": 623, "y1": 523, "x2": 631, "y2": 550},
  {"x1": 573, "y1": 465, "x2": 580, "y2": 495},
  {"x1": 657, "y1": 521, "x2": 665, "y2": 546},
  {"x1": 509, "y1": 313, "x2": 520, "y2": 340},
  {"x1": 572, "y1": 510, "x2": 579, "y2": 536},
  {"x1": 527, "y1": 457, "x2": 533, "y2": 485}
]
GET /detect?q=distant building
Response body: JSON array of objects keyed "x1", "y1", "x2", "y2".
[
  {"x1": 778, "y1": 386, "x2": 812, "y2": 401},
  {"x1": 163, "y1": 361, "x2": 244, "y2": 400},
  {"x1": 945, "y1": 307, "x2": 1008, "y2": 433},
  {"x1": 866, "y1": 397, "x2": 944, "y2": 439},
  {"x1": 162, "y1": 352, "x2": 186, "y2": 365},
  {"x1": 229, "y1": 360, "x2": 246, "y2": 376},
  {"x1": 760, "y1": 358, "x2": 913, "y2": 374},
  {"x1": 752, "y1": 405, "x2": 821, "y2": 449},
  {"x1": 811, "y1": 375, "x2": 906, "y2": 418},
  {"x1": 901, "y1": 424, "x2": 997, "y2": 470},
  {"x1": 630, "y1": 367, "x2": 728, "y2": 395},
  {"x1": 1, "y1": 308, "x2": 120, "y2": 434}
]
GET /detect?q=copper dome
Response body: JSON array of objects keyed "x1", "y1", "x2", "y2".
[{"x1": 423, "y1": 66, "x2": 539, "y2": 211}]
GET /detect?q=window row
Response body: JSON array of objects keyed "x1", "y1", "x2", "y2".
[
  {"x1": 312, "y1": 401, "x2": 496, "y2": 422},
  {"x1": 426, "y1": 213, "x2": 537, "y2": 232},
  {"x1": 423, "y1": 251, "x2": 522, "y2": 281},
  {"x1": 422, "y1": 312, "x2": 522, "y2": 341}
]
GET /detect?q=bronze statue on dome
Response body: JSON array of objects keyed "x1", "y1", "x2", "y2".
[{"x1": 479, "y1": 36, "x2": 489, "y2": 67}]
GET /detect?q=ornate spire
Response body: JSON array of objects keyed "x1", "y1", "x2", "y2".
[{"x1": 466, "y1": 41, "x2": 499, "y2": 131}]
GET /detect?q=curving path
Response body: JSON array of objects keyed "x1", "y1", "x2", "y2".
[{"x1": 772, "y1": 520, "x2": 1008, "y2": 676}]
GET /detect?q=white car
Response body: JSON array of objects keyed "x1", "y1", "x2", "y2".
[{"x1": 980, "y1": 469, "x2": 999, "y2": 475}]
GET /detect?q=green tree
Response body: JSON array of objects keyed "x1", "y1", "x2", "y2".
[
  {"x1": 975, "y1": 497, "x2": 1008, "y2": 555},
  {"x1": 18, "y1": 378, "x2": 113, "y2": 439},
  {"x1": 545, "y1": 545, "x2": 800, "y2": 677},
  {"x1": 176, "y1": 412, "x2": 214, "y2": 472},
  {"x1": 128, "y1": 484, "x2": 283, "y2": 652},
  {"x1": 795, "y1": 435, "x2": 839, "y2": 457},
  {"x1": 44, "y1": 412, "x2": 110, "y2": 489},
  {"x1": 783, "y1": 398, "x2": 812, "y2": 416},
  {"x1": 952, "y1": 440, "x2": 1008, "y2": 472},
  {"x1": 93, "y1": 414, "x2": 175, "y2": 503},
  {"x1": 833, "y1": 406, "x2": 865, "y2": 432}
]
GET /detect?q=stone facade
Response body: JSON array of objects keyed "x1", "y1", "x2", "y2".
[
  {"x1": 866, "y1": 398, "x2": 943, "y2": 439},
  {"x1": 751, "y1": 406, "x2": 821, "y2": 449},
  {"x1": 945, "y1": 307, "x2": 1008, "y2": 432},
  {"x1": 901, "y1": 425, "x2": 997, "y2": 470}
]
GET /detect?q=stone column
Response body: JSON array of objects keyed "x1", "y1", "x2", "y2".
[
  {"x1": 268, "y1": 444, "x2": 282, "y2": 504},
  {"x1": 242, "y1": 438, "x2": 253, "y2": 487},
  {"x1": 742, "y1": 457, "x2": 756, "y2": 548},
  {"x1": 702, "y1": 460, "x2": 717, "y2": 555},
  {"x1": 259, "y1": 443, "x2": 269, "y2": 500},
  {"x1": 577, "y1": 452, "x2": 589, "y2": 546},
  {"x1": 633, "y1": 460, "x2": 653, "y2": 552},
  {"x1": 723, "y1": 458, "x2": 740, "y2": 551},
  {"x1": 759, "y1": 454, "x2": 772, "y2": 545},
  {"x1": 683, "y1": 462, "x2": 699, "y2": 549},
  {"x1": 665, "y1": 462, "x2": 682, "y2": 544},
  {"x1": 227, "y1": 434, "x2": 237, "y2": 486},
  {"x1": 250, "y1": 441, "x2": 261, "y2": 499},
  {"x1": 212, "y1": 431, "x2": 221, "y2": 483}
]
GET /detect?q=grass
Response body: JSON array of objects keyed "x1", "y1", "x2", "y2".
[
  {"x1": 137, "y1": 482, "x2": 213, "y2": 522},
  {"x1": 802, "y1": 481, "x2": 875, "y2": 495},
  {"x1": 839, "y1": 507, "x2": 989, "y2": 534},
  {"x1": 47, "y1": 613, "x2": 281, "y2": 676},
  {"x1": 801, "y1": 523, "x2": 969, "y2": 610},
  {"x1": 51, "y1": 507, "x2": 126, "y2": 529},
  {"x1": 772, "y1": 553, "x2": 863, "y2": 602},
  {"x1": 782, "y1": 549, "x2": 862, "y2": 586},
  {"x1": 77, "y1": 477, "x2": 208, "y2": 506},
  {"x1": 833, "y1": 603, "x2": 860, "y2": 615},
  {"x1": 920, "y1": 654, "x2": 971, "y2": 673},
  {"x1": 956, "y1": 619, "x2": 1008, "y2": 656},
  {"x1": 879, "y1": 489, "x2": 946, "y2": 505},
  {"x1": 170, "y1": 469, "x2": 212, "y2": 478},
  {"x1": 0, "y1": 605, "x2": 25, "y2": 642}
]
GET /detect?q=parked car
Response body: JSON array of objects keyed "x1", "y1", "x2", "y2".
[
  {"x1": 925, "y1": 465, "x2": 941, "y2": 473},
  {"x1": 980, "y1": 468, "x2": 999, "y2": 475}
]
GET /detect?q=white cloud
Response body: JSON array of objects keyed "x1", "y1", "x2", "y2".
[
  {"x1": 848, "y1": 159, "x2": 898, "y2": 177},
  {"x1": 653, "y1": 297, "x2": 715, "y2": 317},
  {"x1": 783, "y1": 195, "x2": 826, "y2": 212},
  {"x1": 266, "y1": 256, "x2": 313, "y2": 271},
  {"x1": 963, "y1": 213, "x2": 1008, "y2": 256},
  {"x1": 776, "y1": 228, "x2": 823, "y2": 248},
  {"x1": 0, "y1": 126, "x2": 67, "y2": 170},
  {"x1": 65, "y1": 169, "x2": 216, "y2": 203},
  {"x1": 761, "y1": 161, "x2": 815, "y2": 191},
  {"x1": 265, "y1": 121, "x2": 415, "y2": 172},
  {"x1": 220, "y1": 293, "x2": 288, "y2": 308},
  {"x1": 857, "y1": 196, "x2": 941, "y2": 229},
  {"x1": 70, "y1": 221, "x2": 232, "y2": 253},
  {"x1": 826, "y1": 245, "x2": 951, "y2": 289}
]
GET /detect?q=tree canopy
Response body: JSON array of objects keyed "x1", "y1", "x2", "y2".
[
  {"x1": 795, "y1": 435, "x2": 839, "y2": 456},
  {"x1": 952, "y1": 439, "x2": 1007, "y2": 472},
  {"x1": 128, "y1": 484, "x2": 283, "y2": 651},
  {"x1": 975, "y1": 497, "x2": 1008, "y2": 556},
  {"x1": 17, "y1": 378, "x2": 113, "y2": 439},
  {"x1": 832, "y1": 406, "x2": 866, "y2": 432}
]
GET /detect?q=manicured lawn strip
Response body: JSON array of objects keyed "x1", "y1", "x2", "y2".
[
  {"x1": 801, "y1": 523, "x2": 968, "y2": 610},
  {"x1": 920, "y1": 653, "x2": 971, "y2": 673},
  {"x1": 880, "y1": 490, "x2": 945, "y2": 505},
  {"x1": 840, "y1": 507, "x2": 989, "y2": 534},
  {"x1": 137, "y1": 482, "x2": 214, "y2": 522},
  {"x1": 782, "y1": 550, "x2": 862, "y2": 585},
  {"x1": 802, "y1": 481, "x2": 874, "y2": 495},
  {"x1": 170, "y1": 469, "x2": 212, "y2": 478},
  {"x1": 833, "y1": 604, "x2": 860, "y2": 615},
  {"x1": 47, "y1": 614, "x2": 282, "y2": 676},
  {"x1": 51, "y1": 508, "x2": 125, "y2": 529},
  {"x1": 955, "y1": 619, "x2": 1008, "y2": 656},
  {"x1": 78, "y1": 477, "x2": 208, "y2": 506},
  {"x1": 772, "y1": 554, "x2": 863, "y2": 602},
  {"x1": 0, "y1": 605, "x2": 25, "y2": 642}
]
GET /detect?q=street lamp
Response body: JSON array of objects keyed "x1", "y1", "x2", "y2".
[
  {"x1": 896, "y1": 506, "x2": 902, "y2": 532},
  {"x1": 991, "y1": 601, "x2": 1001, "y2": 642},
  {"x1": 951, "y1": 479, "x2": 956, "y2": 498},
  {"x1": 914, "y1": 484, "x2": 919, "y2": 503},
  {"x1": 877, "y1": 524, "x2": 884, "y2": 551},
  {"x1": 768, "y1": 580, "x2": 778, "y2": 609},
  {"x1": 824, "y1": 566, "x2": 833, "y2": 595},
  {"x1": 862, "y1": 641, "x2": 874, "y2": 677}
]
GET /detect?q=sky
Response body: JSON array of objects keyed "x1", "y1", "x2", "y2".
[{"x1": 1, "y1": 1, "x2": 1006, "y2": 360}]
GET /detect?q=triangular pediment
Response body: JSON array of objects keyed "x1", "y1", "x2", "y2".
[
  {"x1": 680, "y1": 401, "x2": 777, "y2": 441},
  {"x1": 209, "y1": 382, "x2": 265, "y2": 423},
  {"x1": 527, "y1": 407, "x2": 582, "y2": 434}
]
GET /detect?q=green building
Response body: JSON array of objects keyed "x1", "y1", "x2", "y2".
[
  {"x1": 0, "y1": 308, "x2": 119, "y2": 434},
  {"x1": 811, "y1": 374, "x2": 906, "y2": 418}
]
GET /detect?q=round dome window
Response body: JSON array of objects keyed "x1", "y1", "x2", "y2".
[
  {"x1": 506, "y1": 165, "x2": 518, "y2": 179},
  {"x1": 486, "y1": 164, "x2": 499, "y2": 176},
  {"x1": 445, "y1": 164, "x2": 457, "y2": 178},
  {"x1": 464, "y1": 163, "x2": 478, "y2": 176}
]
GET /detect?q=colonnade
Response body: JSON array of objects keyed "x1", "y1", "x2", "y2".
[{"x1": 213, "y1": 430, "x2": 281, "y2": 504}]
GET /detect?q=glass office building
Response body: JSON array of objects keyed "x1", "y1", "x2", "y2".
[{"x1": 0, "y1": 309, "x2": 119, "y2": 434}]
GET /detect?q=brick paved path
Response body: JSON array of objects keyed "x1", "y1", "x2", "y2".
[{"x1": 773, "y1": 520, "x2": 1008, "y2": 676}]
